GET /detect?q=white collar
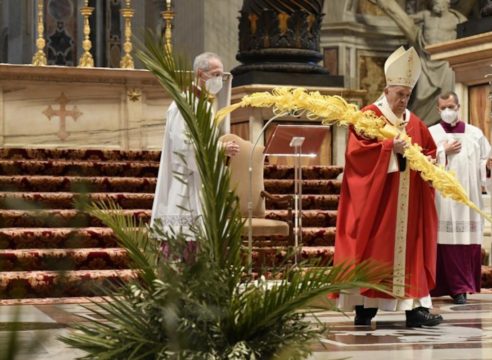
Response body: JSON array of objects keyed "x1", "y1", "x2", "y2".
[{"x1": 374, "y1": 95, "x2": 409, "y2": 130}]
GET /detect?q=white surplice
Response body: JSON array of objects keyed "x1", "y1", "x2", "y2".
[
  {"x1": 429, "y1": 123, "x2": 491, "y2": 245},
  {"x1": 150, "y1": 101, "x2": 202, "y2": 236}
]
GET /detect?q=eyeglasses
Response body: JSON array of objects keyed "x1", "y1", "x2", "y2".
[{"x1": 204, "y1": 72, "x2": 229, "y2": 81}]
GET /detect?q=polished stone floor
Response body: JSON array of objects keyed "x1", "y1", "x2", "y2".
[
  {"x1": 309, "y1": 293, "x2": 492, "y2": 360},
  {"x1": 1, "y1": 294, "x2": 492, "y2": 359}
]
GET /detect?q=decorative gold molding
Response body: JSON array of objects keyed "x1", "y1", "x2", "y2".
[
  {"x1": 78, "y1": 0, "x2": 95, "y2": 68},
  {"x1": 120, "y1": 0, "x2": 135, "y2": 69},
  {"x1": 32, "y1": 0, "x2": 47, "y2": 66},
  {"x1": 127, "y1": 88, "x2": 142, "y2": 102},
  {"x1": 161, "y1": 0, "x2": 175, "y2": 52}
]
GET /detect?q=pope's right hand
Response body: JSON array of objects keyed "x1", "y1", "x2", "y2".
[{"x1": 393, "y1": 135, "x2": 407, "y2": 155}]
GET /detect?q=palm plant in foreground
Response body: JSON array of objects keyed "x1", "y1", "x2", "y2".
[{"x1": 60, "y1": 34, "x2": 393, "y2": 359}]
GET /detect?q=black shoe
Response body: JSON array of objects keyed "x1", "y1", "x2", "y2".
[
  {"x1": 354, "y1": 305, "x2": 378, "y2": 326},
  {"x1": 405, "y1": 307, "x2": 443, "y2": 327},
  {"x1": 451, "y1": 293, "x2": 467, "y2": 305}
]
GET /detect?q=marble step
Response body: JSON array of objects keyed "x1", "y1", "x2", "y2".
[
  {"x1": 0, "y1": 269, "x2": 138, "y2": 299},
  {"x1": 0, "y1": 248, "x2": 129, "y2": 271},
  {"x1": 0, "y1": 176, "x2": 157, "y2": 193},
  {"x1": 0, "y1": 227, "x2": 118, "y2": 249},
  {"x1": 0, "y1": 159, "x2": 159, "y2": 177},
  {"x1": 0, "y1": 192, "x2": 154, "y2": 210},
  {"x1": 0, "y1": 209, "x2": 150, "y2": 228}
]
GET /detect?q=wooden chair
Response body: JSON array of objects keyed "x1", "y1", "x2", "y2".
[{"x1": 220, "y1": 133, "x2": 294, "y2": 245}]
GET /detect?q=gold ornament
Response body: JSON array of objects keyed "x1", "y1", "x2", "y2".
[
  {"x1": 32, "y1": 0, "x2": 47, "y2": 66},
  {"x1": 78, "y1": 0, "x2": 95, "y2": 68}
]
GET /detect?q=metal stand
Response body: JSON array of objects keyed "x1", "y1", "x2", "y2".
[{"x1": 289, "y1": 136, "x2": 304, "y2": 265}]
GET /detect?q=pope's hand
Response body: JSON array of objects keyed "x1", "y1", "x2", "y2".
[{"x1": 393, "y1": 135, "x2": 407, "y2": 155}]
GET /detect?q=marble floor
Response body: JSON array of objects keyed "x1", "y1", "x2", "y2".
[
  {"x1": 310, "y1": 293, "x2": 492, "y2": 360},
  {"x1": 1, "y1": 294, "x2": 492, "y2": 359}
]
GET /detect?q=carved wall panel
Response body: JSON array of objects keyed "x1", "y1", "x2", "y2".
[
  {"x1": 45, "y1": 0, "x2": 77, "y2": 66},
  {"x1": 358, "y1": 53, "x2": 386, "y2": 105}
]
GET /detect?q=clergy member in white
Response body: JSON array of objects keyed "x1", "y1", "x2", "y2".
[
  {"x1": 429, "y1": 91, "x2": 491, "y2": 305},
  {"x1": 151, "y1": 52, "x2": 239, "y2": 237}
]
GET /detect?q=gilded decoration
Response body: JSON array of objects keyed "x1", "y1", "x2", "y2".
[
  {"x1": 120, "y1": 0, "x2": 135, "y2": 69},
  {"x1": 78, "y1": 0, "x2": 95, "y2": 68},
  {"x1": 32, "y1": 0, "x2": 47, "y2": 66},
  {"x1": 127, "y1": 88, "x2": 142, "y2": 102}
]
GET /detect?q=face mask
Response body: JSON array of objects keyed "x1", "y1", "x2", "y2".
[
  {"x1": 205, "y1": 76, "x2": 223, "y2": 95},
  {"x1": 441, "y1": 108, "x2": 458, "y2": 124}
]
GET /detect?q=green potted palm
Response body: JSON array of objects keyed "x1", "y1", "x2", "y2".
[{"x1": 60, "y1": 35, "x2": 391, "y2": 359}]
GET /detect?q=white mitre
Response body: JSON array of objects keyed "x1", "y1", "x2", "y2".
[{"x1": 384, "y1": 46, "x2": 421, "y2": 88}]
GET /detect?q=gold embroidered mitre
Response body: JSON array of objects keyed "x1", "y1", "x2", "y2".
[{"x1": 384, "y1": 46, "x2": 421, "y2": 88}]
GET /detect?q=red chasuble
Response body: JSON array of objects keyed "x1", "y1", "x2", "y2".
[{"x1": 334, "y1": 104, "x2": 438, "y2": 299}]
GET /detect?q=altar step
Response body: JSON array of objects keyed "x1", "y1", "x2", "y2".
[
  {"x1": 0, "y1": 192, "x2": 339, "y2": 211},
  {"x1": 0, "y1": 227, "x2": 118, "y2": 249},
  {"x1": 0, "y1": 176, "x2": 341, "y2": 195},
  {"x1": 0, "y1": 209, "x2": 150, "y2": 228},
  {"x1": 0, "y1": 248, "x2": 129, "y2": 271},
  {"x1": 0, "y1": 209, "x2": 338, "y2": 228},
  {"x1": 0, "y1": 269, "x2": 137, "y2": 299},
  {"x1": 0, "y1": 147, "x2": 490, "y2": 301},
  {"x1": 251, "y1": 246, "x2": 335, "y2": 267},
  {"x1": 0, "y1": 227, "x2": 336, "y2": 250},
  {"x1": 0, "y1": 159, "x2": 159, "y2": 177}
]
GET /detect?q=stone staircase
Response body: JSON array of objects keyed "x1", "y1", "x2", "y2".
[{"x1": 0, "y1": 148, "x2": 490, "y2": 301}]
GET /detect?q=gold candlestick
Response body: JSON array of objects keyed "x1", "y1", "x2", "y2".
[
  {"x1": 161, "y1": 0, "x2": 175, "y2": 52},
  {"x1": 78, "y1": 0, "x2": 94, "y2": 68},
  {"x1": 120, "y1": 0, "x2": 135, "y2": 69},
  {"x1": 32, "y1": 0, "x2": 47, "y2": 66}
]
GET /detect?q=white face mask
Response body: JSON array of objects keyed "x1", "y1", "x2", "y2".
[
  {"x1": 441, "y1": 108, "x2": 458, "y2": 124},
  {"x1": 205, "y1": 76, "x2": 223, "y2": 95}
]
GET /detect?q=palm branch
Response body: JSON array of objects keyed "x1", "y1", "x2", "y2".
[{"x1": 60, "y1": 33, "x2": 393, "y2": 359}]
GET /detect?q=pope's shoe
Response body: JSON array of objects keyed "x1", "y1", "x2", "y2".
[
  {"x1": 405, "y1": 307, "x2": 443, "y2": 327},
  {"x1": 354, "y1": 305, "x2": 378, "y2": 326}
]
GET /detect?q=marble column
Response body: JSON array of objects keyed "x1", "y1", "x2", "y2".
[
  {"x1": 171, "y1": 0, "x2": 241, "y2": 72},
  {"x1": 6, "y1": 0, "x2": 33, "y2": 64},
  {"x1": 0, "y1": 0, "x2": 5, "y2": 63}
]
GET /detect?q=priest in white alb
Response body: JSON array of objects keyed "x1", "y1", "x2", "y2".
[
  {"x1": 429, "y1": 91, "x2": 491, "y2": 304},
  {"x1": 151, "y1": 52, "x2": 239, "y2": 239}
]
